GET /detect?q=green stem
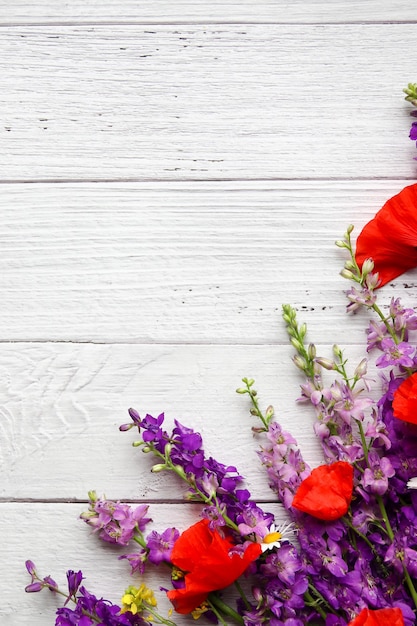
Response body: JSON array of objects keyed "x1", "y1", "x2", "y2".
[
  {"x1": 207, "y1": 593, "x2": 245, "y2": 625},
  {"x1": 304, "y1": 587, "x2": 328, "y2": 620},
  {"x1": 142, "y1": 603, "x2": 178, "y2": 626},
  {"x1": 234, "y1": 579, "x2": 251, "y2": 611}
]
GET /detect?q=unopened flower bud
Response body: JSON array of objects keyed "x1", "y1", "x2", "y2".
[
  {"x1": 25, "y1": 560, "x2": 37, "y2": 576},
  {"x1": 174, "y1": 465, "x2": 187, "y2": 479},
  {"x1": 340, "y1": 268, "x2": 355, "y2": 280},
  {"x1": 290, "y1": 337, "x2": 303, "y2": 352},
  {"x1": 335, "y1": 239, "x2": 347, "y2": 248},
  {"x1": 315, "y1": 357, "x2": 336, "y2": 370},
  {"x1": 119, "y1": 423, "x2": 133, "y2": 431},
  {"x1": 308, "y1": 343, "x2": 316, "y2": 359},
  {"x1": 87, "y1": 490, "x2": 97, "y2": 503},
  {"x1": 333, "y1": 344, "x2": 343, "y2": 359},
  {"x1": 354, "y1": 358, "x2": 368, "y2": 379},
  {"x1": 236, "y1": 387, "x2": 248, "y2": 394},
  {"x1": 25, "y1": 582, "x2": 43, "y2": 593},
  {"x1": 344, "y1": 260, "x2": 356, "y2": 271},
  {"x1": 361, "y1": 258, "x2": 375, "y2": 276},
  {"x1": 299, "y1": 323, "x2": 307, "y2": 339},
  {"x1": 164, "y1": 443, "x2": 172, "y2": 458},
  {"x1": 346, "y1": 224, "x2": 354, "y2": 235},
  {"x1": 151, "y1": 463, "x2": 167, "y2": 473},
  {"x1": 265, "y1": 405, "x2": 274, "y2": 419},
  {"x1": 293, "y1": 355, "x2": 307, "y2": 371}
]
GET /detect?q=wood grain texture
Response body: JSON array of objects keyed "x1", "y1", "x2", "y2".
[
  {"x1": 1, "y1": 180, "x2": 416, "y2": 344},
  {"x1": 1, "y1": 25, "x2": 416, "y2": 181},
  {"x1": 1, "y1": 0, "x2": 416, "y2": 24},
  {"x1": 0, "y1": 341, "x2": 383, "y2": 501},
  {"x1": 0, "y1": 342, "x2": 319, "y2": 500},
  {"x1": 3, "y1": 3, "x2": 416, "y2": 624}
]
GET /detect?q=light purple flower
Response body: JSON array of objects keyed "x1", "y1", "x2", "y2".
[
  {"x1": 146, "y1": 527, "x2": 179, "y2": 565},
  {"x1": 362, "y1": 453, "x2": 395, "y2": 496},
  {"x1": 375, "y1": 338, "x2": 415, "y2": 369}
]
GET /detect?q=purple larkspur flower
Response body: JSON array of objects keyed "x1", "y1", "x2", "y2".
[
  {"x1": 332, "y1": 382, "x2": 373, "y2": 424},
  {"x1": 261, "y1": 543, "x2": 304, "y2": 586},
  {"x1": 80, "y1": 494, "x2": 151, "y2": 546},
  {"x1": 385, "y1": 536, "x2": 417, "y2": 577},
  {"x1": 146, "y1": 527, "x2": 179, "y2": 565},
  {"x1": 367, "y1": 320, "x2": 389, "y2": 351},
  {"x1": 362, "y1": 452, "x2": 395, "y2": 496},
  {"x1": 237, "y1": 503, "x2": 273, "y2": 538},
  {"x1": 119, "y1": 549, "x2": 148, "y2": 575},
  {"x1": 375, "y1": 338, "x2": 415, "y2": 369},
  {"x1": 66, "y1": 570, "x2": 84, "y2": 602}
]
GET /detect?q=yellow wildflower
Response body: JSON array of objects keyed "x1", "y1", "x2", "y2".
[{"x1": 121, "y1": 584, "x2": 157, "y2": 615}]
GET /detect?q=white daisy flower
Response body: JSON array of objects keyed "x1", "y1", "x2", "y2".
[{"x1": 259, "y1": 522, "x2": 295, "y2": 552}]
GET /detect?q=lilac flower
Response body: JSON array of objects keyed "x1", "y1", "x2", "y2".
[
  {"x1": 332, "y1": 382, "x2": 373, "y2": 424},
  {"x1": 362, "y1": 452, "x2": 395, "y2": 496},
  {"x1": 366, "y1": 319, "x2": 389, "y2": 351},
  {"x1": 146, "y1": 527, "x2": 179, "y2": 565},
  {"x1": 119, "y1": 549, "x2": 148, "y2": 575},
  {"x1": 261, "y1": 543, "x2": 303, "y2": 586},
  {"x1": 385, "y1": 537, "x2": 417, "y2": 577},
  {"x1": 345, "y1": 281, "x2": 377, "y2": 313},
  {"x1": 80, "y1": 493, "x2": 151, "y2": 546},
  {"x1": 375, "y1": 337, "x2": 415, "y2": 368}
]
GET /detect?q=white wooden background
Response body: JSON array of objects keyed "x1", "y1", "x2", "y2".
[{"x1": 2, "y1": 2, "x2": 417, "y2": 623}]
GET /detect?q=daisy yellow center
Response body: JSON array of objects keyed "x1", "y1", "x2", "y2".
[{"x1": 264, "y1": 531, "x2": 282, "y2": 544}]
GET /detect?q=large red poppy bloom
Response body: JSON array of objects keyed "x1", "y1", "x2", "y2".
[
  {"x1": 355, "y1": 183, "x2": 417, "y2": 287},
  {"x1": 292, "y1": 461, "x2": 354, "y2": 521},
  {"x1": 348, "y1": 607, "x2": 404, "y2": 626},
  {"x1": 166, "y1": 519, "x2": 261, "y2": 614},
  {"x1": 392, "y1": 372, "x2": 417, "y2": 425}
]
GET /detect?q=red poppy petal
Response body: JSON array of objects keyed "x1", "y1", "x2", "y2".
[
  {"x1": 355, "y1": 183, "x2": 417, "y2": 287},
  {"x1": 169, "y1": 519, "x2": 215, "y2": 572},
  {"x1": 392, "y1": 373, "x2": 417, "y2": 425},
  {"x1": 167, "y1": 520, "x2": 261, "y2": 614},
  {"x1": 292, "y1": 461, "x2": 353, "y2": 521},
  {"x1": 166, "y1": 587, "x2": 208, "y2": 615},
  {"x1": 348, "y1": 607, "x2": 404, "y2": 626}
]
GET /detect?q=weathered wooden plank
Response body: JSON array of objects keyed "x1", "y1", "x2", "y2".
[
  {"x1": 0, "y1": 342, "x2": 382, "y2": 500},
  {"x1": 0, "y1": 180, "x2": 416, "y2": 344},
  {"x1": 1, "y1": 25, "x2": 416, "y2": 181},
  {"x1": 1, "y1": 0, "x2": 416, "y2": 25}
]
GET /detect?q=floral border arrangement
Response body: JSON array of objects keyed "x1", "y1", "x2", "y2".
[{"x1": 25, "y1": 85, "x2": 417, "y2": 626}]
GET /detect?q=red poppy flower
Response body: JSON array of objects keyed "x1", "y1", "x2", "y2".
[
  {"x1": 292, "y1": 461, "x2": 354, "y2": 521},
  {"x1": 348, "y1": 607, "x2": 404, "y2": 626},
  {"x1": 166, "y1": 519, "x2": 261, "y2": 614},
  {"x1": 355, "y1": 183, "x2": 417, "y2": 287},
  {"x1": 392, "y1": 372, "x2": 417, "y2": 425}
]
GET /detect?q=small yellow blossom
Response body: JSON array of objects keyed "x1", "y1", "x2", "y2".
[{"x1": 121, "y1": 584, "x2": 157, "y2": 615}]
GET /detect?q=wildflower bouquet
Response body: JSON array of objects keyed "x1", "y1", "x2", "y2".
[{"x1": 25, "y1": 86, "x2": 417, "y2": 626}]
